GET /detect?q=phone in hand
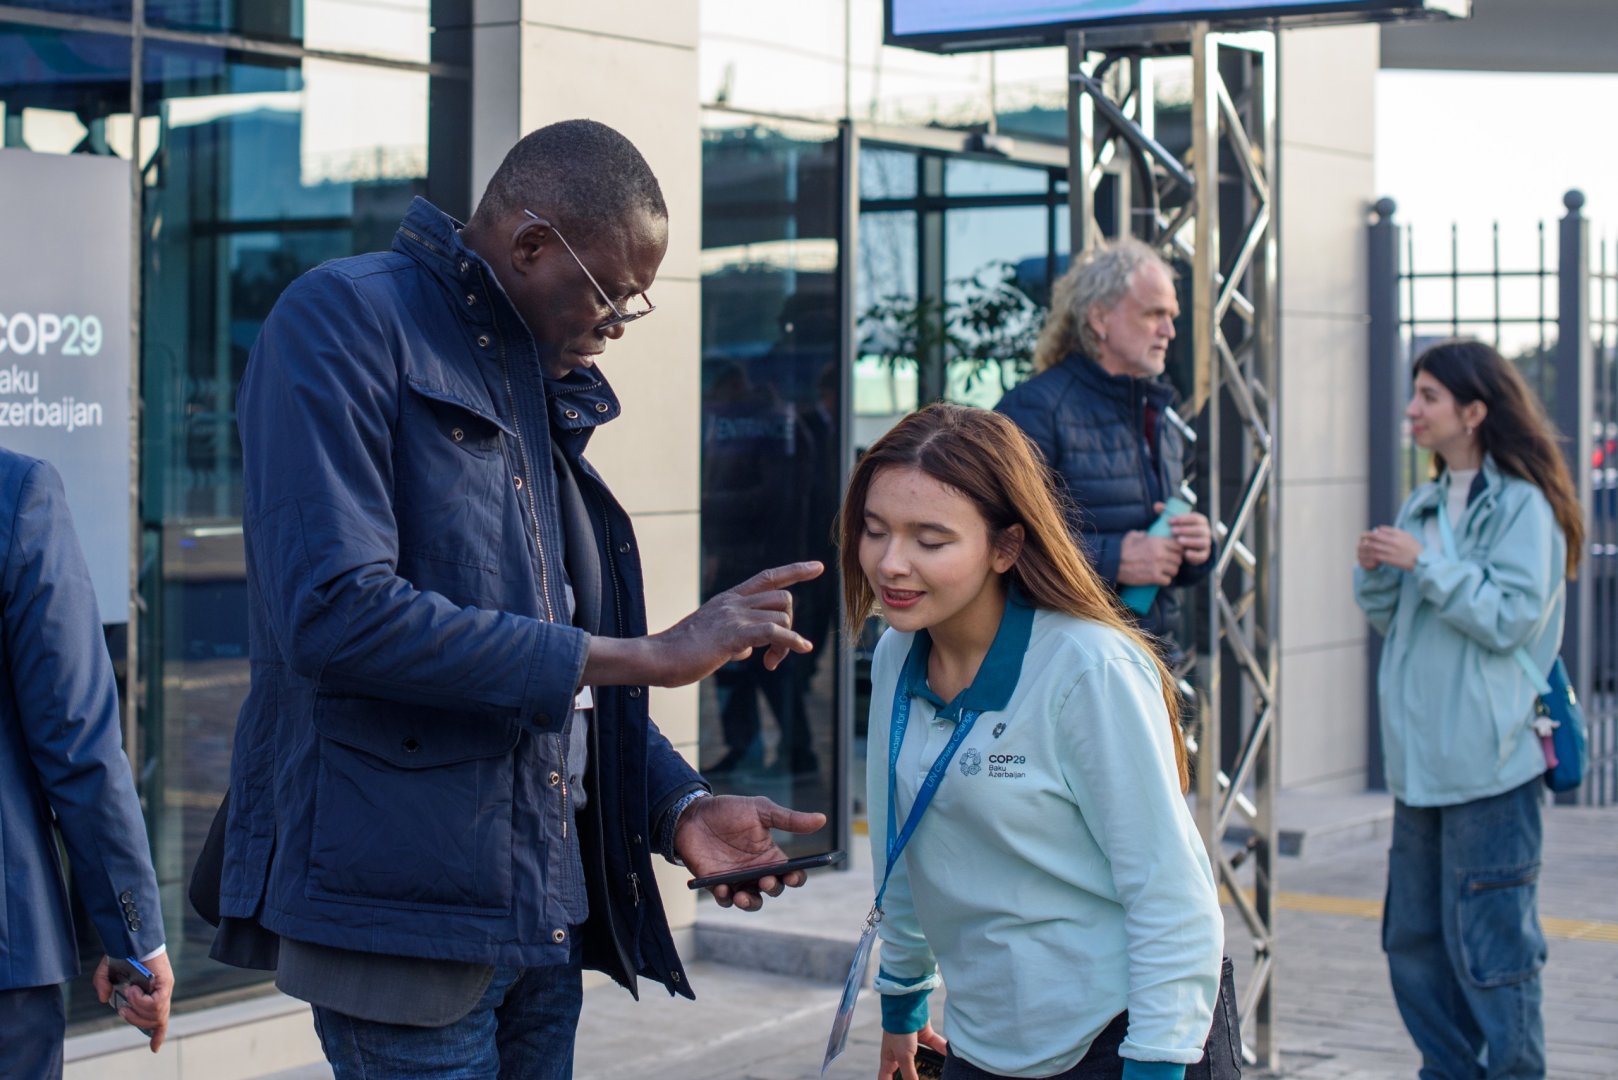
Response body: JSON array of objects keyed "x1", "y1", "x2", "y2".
[
  {"x1": 687, "y1": 850, "x2": 844, "y2": 890},
  {"x1": 107, "y1": 956, "x2": 158, "y2": 1038},
  {"x1": 914, "y1": 1043, "x2": 946, "y2": 1079}
]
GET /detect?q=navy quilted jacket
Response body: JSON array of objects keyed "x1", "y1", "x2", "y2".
[{"x1": 996, "y1": 352, "x2": 1211, "y2": 647}]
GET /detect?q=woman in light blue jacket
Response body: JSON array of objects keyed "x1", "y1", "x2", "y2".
[{"x1": 1354, "y1": 339, "x2": 1583, "y2": 1080}]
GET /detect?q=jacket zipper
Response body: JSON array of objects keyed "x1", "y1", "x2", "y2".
[
  {"x1": 396, "y1": 225, "x2": 446, "y2": 257},
  {"x1": 598, "y1": 497, "x2": 637, "y2": 905},
  {"x1": 556, "y1": 733, "x2": 569, "y2": 839},
  {"x1": 501, "y1": 357, "x2": 556, "y2": 624}
]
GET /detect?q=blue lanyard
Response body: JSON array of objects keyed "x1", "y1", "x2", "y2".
[{"x1": 875, "y1": 674, "x2": 980, "y2": 911}]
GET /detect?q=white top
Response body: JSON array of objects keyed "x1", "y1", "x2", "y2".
[{"x1": 867, "y1": 607, "x2": 1223, "y2": 1076}]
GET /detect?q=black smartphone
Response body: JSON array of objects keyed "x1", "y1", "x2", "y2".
[
  {"x1": 687, "y1": 850, "x2": 844, "y2": 890},
  {"x1": 107, "y1": 956, "x2": 158, "y2": 1038},
  {"x1": 914, "y1": 1044, "x2": 946, "y2": 1079}
]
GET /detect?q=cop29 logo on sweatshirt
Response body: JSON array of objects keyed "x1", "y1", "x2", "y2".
[{"x1": 959, "y1": 749, "x2": 983, "y2": 776}]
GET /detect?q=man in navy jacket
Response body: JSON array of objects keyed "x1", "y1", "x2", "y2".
[
  {"x1": 998, "y1": 238, "x2": 1213, "y2": 658},
  {"x1": 220, "y1": 120, "x2": 826, "y2": 1075},
  {"x1": 0, "y1": 449, "x2": 172, "y2": 1073}
]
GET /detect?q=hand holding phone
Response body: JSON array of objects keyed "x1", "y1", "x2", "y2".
[
  {"x1": 105, "y1": 957, "x2": 159, "y2": 1039},
  {"x1": 688, "y1": 850, "x2": 843, "y2": 891}
]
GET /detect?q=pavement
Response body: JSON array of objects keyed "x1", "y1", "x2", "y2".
[{"x1": 262, "y1": 792, "x2": 1618, "y2": 1079}]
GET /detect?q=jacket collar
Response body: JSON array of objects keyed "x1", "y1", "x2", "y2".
[
  {"x1": 900, "y1": 586, "x2": 1035, "y2": 722},
  {"x1": 392, "y1": 197, "x2": 623, "y2": 444},
  {"x1": 1409, "y1": 453, "x2": 1502, "y2": 517},
  {"x1": 1061, "y1": 350, "x2": 1177, "y2": 409}
]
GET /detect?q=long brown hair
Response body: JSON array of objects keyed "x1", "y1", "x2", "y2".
[
  {"x1": 838, "y1": 403, "x2": 1188, "y2": 791},
  {"x1": 1415, "y1": 340, "x2": 1584, "y2": 577}
]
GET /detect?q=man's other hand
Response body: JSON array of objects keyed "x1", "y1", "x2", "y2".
[
  {"x1": 1168, "y1": 509, "x2": 1212, "y2": 567},
  {"x1": 676, "y1": 794, "x2": 827, "y2": 912},
  {"x1": 94, "y1": 951, "x2": 173, "y2": 1052},
  {"x1": 1118, "y1": 531, "x2": 1183, "y2": 586}
]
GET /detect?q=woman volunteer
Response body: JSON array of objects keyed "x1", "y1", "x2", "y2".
[{"x1": 842, "y1": 403, "x2": 1233, "y2": 1080}]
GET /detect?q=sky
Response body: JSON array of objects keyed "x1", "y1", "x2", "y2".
[{"x1": 1375, "y1": 69, "x2": 1618, "y2": 267}]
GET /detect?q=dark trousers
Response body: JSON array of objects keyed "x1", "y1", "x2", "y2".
[
  {"x1": 941, "y1": 958, "x2": 1242, "y2": 1080},
  {"x1": 0, "y1": 983, "x2": 66, "y2": 1080}
]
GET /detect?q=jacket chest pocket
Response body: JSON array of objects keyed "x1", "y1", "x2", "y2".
[{"x1": 394, "y1": 380, "x2": 510, "y2": 573}]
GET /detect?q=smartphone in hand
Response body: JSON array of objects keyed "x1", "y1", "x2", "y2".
[
  {"x1": 687, "y1": 850, "x2": 844, "y2": 890},
  {"x1": 107, "y1": 956, "x2": 158, "y2": 1038},
  {"x1": 914, "y1": 1044, "x2": 946, "y2": 1079}
]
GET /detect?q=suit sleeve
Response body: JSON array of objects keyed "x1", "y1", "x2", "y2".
[
  {"x1": 239, "y1": 269, "x2": 586, "y2": 732},
  {"x1": 3, "y1": 460, "x2": 166, "y2": 961}
]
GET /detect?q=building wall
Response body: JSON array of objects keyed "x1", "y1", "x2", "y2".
[
  {"x1": 1276, "y1": 24, "x2": 1380, "y2": 793},
  {"x1": 469, "y1": 0, "x2": 705, "y2": 928}
]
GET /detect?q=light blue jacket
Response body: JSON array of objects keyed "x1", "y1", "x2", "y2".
[
  {"x1": 1354, "y1": 456, "x2": 1565, "y2": 806},
  {"x1": 868, "y1": 594, "x2": 1221, "y2": 1079}
]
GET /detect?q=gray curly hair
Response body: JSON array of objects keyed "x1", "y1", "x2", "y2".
[{"x1": 1032, "y1": 237, "x2": 1176, "y2": 373}]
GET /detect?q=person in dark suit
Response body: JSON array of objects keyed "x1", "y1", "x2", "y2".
[{"x1": 0, "y1": 448, "x2": 172, "y2": 1074}]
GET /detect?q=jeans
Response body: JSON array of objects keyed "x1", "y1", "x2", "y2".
[
  {"x1": 1384, "y1": 778, "x2": 1546, "y2": 1080},
  {"x1": 0, "y1": 983, "x2": 65, "y2": 1080},
  {"x1": 313, "y1": 955, "x2": 583, "y2": 1080}
]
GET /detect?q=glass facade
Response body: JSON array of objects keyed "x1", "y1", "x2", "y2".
[
  {"x1": 698, "y1": 1, "x2": 1079, "y2": 824},
  {"x1": 697, "y1": 115, "x2": 845, "y2": 849},
  {"x1": 0, "y1": 0, "x2": 459, "y2": 1024}
]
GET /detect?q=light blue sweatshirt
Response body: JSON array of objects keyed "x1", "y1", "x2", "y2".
[
  {"x1": 1353, "y1": 456, "x2": 1565, "y2": 806},
  {"x1": 868, "y1": 593, "x2": 1223, "y2": 1079}
]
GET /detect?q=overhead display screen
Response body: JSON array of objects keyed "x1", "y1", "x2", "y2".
[{"x1": 888, "y1": 0, "x2": 1469, "y2": 51}]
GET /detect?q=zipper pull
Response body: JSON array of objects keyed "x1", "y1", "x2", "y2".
[{"x1": 629, "y1": 872, "x2": 642, "y2": 906}]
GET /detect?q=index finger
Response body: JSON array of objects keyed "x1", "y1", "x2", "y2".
[{"x1": 732, "y1": 561, "x2": 824, "y2": 595}]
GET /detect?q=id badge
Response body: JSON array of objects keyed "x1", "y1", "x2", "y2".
[
  {"x1": 574, "y1": 686, "x2": 594, "y2": 711},
  {"x1": 822, "y1": 907, "x2": 880, "y2": 1075}
]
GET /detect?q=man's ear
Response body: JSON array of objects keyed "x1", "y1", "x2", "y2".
[
  {"x1": 993, "y1": 524, "x2": 1025, "y2": 574},
  {"x1": 1085, "y1": 304, "x2": 1108, "y2": 344},
  {"x1": 511, "y1": 214, "x2": 550, "y2": 275}
]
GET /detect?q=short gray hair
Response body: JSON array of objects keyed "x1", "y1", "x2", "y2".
[{"x1": 1032, "y1": 237, "x2": 1176, "y2": 372}]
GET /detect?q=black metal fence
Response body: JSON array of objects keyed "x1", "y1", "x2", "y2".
[{"x1": 1369, "y1": 192, "x2": 1618, "y2": 807}]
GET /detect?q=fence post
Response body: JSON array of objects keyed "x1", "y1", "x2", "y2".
[
  {"x1": 1365, "y1": 197, "x2": 1403, "y2": 790},
  {"x1": 1557, "y1": 190, "x2": 1594, "y2": 805}
]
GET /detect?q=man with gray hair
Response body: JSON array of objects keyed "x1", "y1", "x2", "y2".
[{"x1": 997, "y1": 237, "x2": 1213, "y2": 659}]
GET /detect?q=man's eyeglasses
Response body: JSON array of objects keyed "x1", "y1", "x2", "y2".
[{"x1": 522, "y1": 210, "x2": 655, "y2": 332}]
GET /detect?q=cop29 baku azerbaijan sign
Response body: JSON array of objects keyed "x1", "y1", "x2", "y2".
[
  {"x1": 0, "y1": 147, "x2": 131, "y2": 622},
  {"x1": 887, "y1": 0, "x2": 1470, "y2": 51}
]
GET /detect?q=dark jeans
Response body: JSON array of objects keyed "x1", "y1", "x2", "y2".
[
  {"x1": 312, "y1": 956, "x2": 583, "y2": 1080},
  {"x1": 1385, "y1": 779, "x2": 1547, "y2": 1080},
  {"x1": 942, "y1": 957, "x2": 1242, "y2": 1080},
  {"x1": 0, "y1": 983, "x2": 66, "y2": 1080}
]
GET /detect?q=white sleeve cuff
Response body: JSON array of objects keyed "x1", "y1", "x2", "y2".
[{"x1": 137, "y1": 944, "x2": 168, "y2": 963}]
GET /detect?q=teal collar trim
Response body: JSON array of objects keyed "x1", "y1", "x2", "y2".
[{"x1": 899, "y1": 586, "x2": 1034, "y2": 721}]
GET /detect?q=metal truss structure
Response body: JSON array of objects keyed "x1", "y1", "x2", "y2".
[{"x1": 1064, "y1": 27, "x2": 1281, "y2": 1069}]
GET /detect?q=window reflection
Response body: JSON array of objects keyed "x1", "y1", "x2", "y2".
[
  {"x1": 148, "y1": 0, "x2": 430, "y2": 63},
  {"x1": 0, "y1": 24, "x2": 132, "y2": 156},
  {"x1": 699, "y1": 119, "x2": 843, "y2": 850}
]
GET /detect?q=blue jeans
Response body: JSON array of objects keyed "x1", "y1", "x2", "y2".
[
  {"x1": 1384, "y1": 778, "x2": 1546, "y2": 1080},
  {"x1": 313, "y1": 957, "x2": 583, "y2": 1079}
]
